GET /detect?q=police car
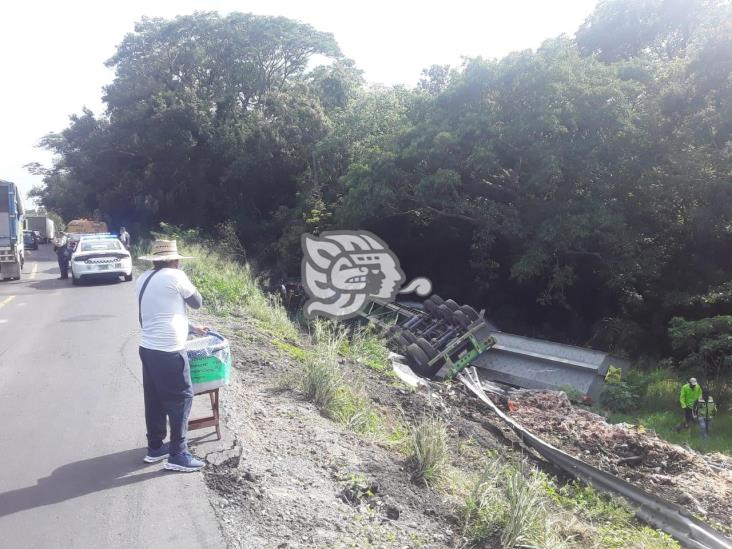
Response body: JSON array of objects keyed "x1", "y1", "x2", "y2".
[{"x1": 70, "y1": 234, "x2": 133, "y2": 285}]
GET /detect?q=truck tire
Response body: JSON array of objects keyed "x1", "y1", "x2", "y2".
[
  {"x1": 406, "y1": 343, "x2": 432, "y2": 377},
  {"x1": 423, "y1": 299, "x2": 438, "y2": 317},
  {"x1": 459, "y1": 305, "x2": 480, "y2": 321},
  {"x1": 444, "y1": 299, "x2": 459, "y2": 312},
  {"x1": 124, "y1": 274, "x2": 133, "y2": 282},
  {"x1": 452, "y1": 310, "x2": 471, "y2": 329},
  {"x1": 401, "y1": 330, "x2": 418, "y2": 344},
  {"x1": 429, "y1": 294, "x2": 444, "y2": 305},
  {"x1": 416, "y1": 337, "x2": 438, "y2": 359},
  {"x1": 392, "y1": 335, "x2": 409, "y2": 350},
  {"x1": 437, "y1": 304, "x2": 453, "y2": 322}
]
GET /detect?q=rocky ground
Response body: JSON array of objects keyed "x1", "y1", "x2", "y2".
[{"x1": 188, "y1": 309, "x2": 732, "y2": 547}]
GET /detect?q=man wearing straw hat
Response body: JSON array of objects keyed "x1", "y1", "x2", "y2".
[{"x1": 136, "y1": 239, "x2": 208, "y2": 472}]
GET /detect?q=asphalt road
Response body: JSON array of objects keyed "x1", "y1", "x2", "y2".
[{"x1": 0, "y1": 246, "x2": 224, "y2": 548}]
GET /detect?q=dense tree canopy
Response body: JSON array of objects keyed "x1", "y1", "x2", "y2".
[{"x1": 31, "y1": 3, "x2": 732, "y2": 362}]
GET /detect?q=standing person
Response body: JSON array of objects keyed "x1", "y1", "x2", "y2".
[
  {"x1": 137, "y1": 240, "x2": 208, "y2": 472},
  {"x1": 677, "y1": 377, "x2": 703, "y2": 431},
  {"x1": 55, "y1": 233, "x2": 70, "y2": 279},
  {"x1": 119, "y1": 226, "x2": 131, "y2": 249},
  {"x1": 697, "y1": 396, "x2": 717, "y2": 439}
]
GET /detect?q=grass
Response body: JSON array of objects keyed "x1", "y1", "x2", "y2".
[
  {"x1": 603, "y1": 366, "x2": 732, "y2": 455},
  {"x1": 462, "y1": 459, "x2": 556, "y2": 548},
  {"x1": 544, "y1": 480, "x2": 679, "y2": 549},
  {"x1": 609, "y1": 409, "x2": 732, "y2": 454},
  {"x1": 460, "y1": 458, "x2": 679, "y2": 549},
  {"x1": 339, "y1": 325, "x2": 393, "y2": 375},
  {"x1": 407, "y1": 416, "x2": 449, "y2": 486}
]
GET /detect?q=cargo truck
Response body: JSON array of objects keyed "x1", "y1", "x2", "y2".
[
  {"x1": 26, "y1": 215, "x2": 55, "y2": 243},
  {"x1": 0, "y1": 179, "x2": 25, "y2": 280}
]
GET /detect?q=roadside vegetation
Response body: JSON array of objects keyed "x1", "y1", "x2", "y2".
[
  {"x1": 599, "y1": 367, "x2": 732, "y2": 455},
  {"x1": 137, "y1": 224, "x2": 683, "y2": 547},
  {"x1": 39, "y1": 0, "x2": 730, "y2": 475}
]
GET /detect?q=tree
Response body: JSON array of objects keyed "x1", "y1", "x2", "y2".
[{"x1": 669, "y1": 316, "x2": 732, "y2": 397}]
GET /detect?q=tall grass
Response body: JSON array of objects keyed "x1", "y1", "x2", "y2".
[
  {"x1": 463, "y1": 459, "x2": 555, "y2": 548},
  {"x1": 408, "y1": 416, "x2": 449, "y2": 486},
  {"x1": 288, "y1": 321, "x2": 382, "y2": 434},
  {"x1": 340, "y1": 325, "x2": 392, "y2": 374},
  {"x1": 544, "y1": 480, "x2": 679, "y2": 548}
]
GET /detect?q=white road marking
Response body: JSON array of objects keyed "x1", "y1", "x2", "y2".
[
  {"x1": 0, "y1": 296, "x2": 15, "y2": 310},
  {"x1": 0, "y1": 319, "x2": 7, "y2": 324},
  {"x1": 15, "y1": 302, "x2": 26, "y2": 307},
  {"x1": 29, "y1": 263, "x2": 38, "y2": 280}
]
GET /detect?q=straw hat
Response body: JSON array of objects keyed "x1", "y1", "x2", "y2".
[{"x1": 138, "y1": 239, "x2": 192, "y2": 261}]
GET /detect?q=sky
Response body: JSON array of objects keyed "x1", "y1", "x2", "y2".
[{"x1": 0, "y1": 0, "x2": 599, "y2": 206}]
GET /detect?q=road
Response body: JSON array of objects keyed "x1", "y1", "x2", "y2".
[{"x1": 0, "y1": 246, "x2": 224, "y2": 548}]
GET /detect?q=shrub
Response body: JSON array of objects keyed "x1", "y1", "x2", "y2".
[
  {"x1": 408, "y1": 416, "x2": 449, "y2": 486},
  {"x1": 645, "y1": 378, "x2": 679, "y2": 410},
  {"x1": 601, "y1": 381, "x2": 639, "y2": 412}
]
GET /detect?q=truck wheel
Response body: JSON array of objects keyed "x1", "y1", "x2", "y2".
[
  {"x1": 124, "y1": 274, "x2": 133, "y2": 282},
  {"x1": 406, "y1": 343, "x2": 431, "y2": 376},
  {"x1": 437, "y1": 304, "x2": 453, "y2": 322},
  {"x1": 423, "y1": 299, "x2": 438, "y2": 317},
  {"x1": 452, "y1": 310, "x2": 471, "y2": 329},
  {"x1": 391, "y1": 335, "x2": 408, "y2": 350},
  {"x1": 429, "y1": 294, "x2": 444, "y2": 305},
  {"x1": 416, "y1": 337, "x2": 438, "y2": 359},
  {"x1": 401, "y1": 330, "x2": 418, "y2": 344},
  {"x1": 459, "y1": 305, "x2": 480, "y2": 321}
]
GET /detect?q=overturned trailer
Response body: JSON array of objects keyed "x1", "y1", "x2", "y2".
[
  {"x1": 472, "y1": 331, "x2": 629, "y2": 403},
  {"x1": 362, "y1": 295, "x2": 629, "y2": 401}
]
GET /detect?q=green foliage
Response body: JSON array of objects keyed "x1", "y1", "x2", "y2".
[
  {"x1": 561, "y1": 384, "x2": 584, "y2": 404},
  {"x1": 611, "y1": 409, "x2": 732, "y2": 455},
  {"x1": 407, "y1": 416, "x2": 449, "y2": 486},
  {"x1": 287, "y1": 321, "x2": 383, "y2": 435},
  {"x1": 601, "y1": 381, "x2": 640, "y2": 412},
  {"x1": 462, "y1": 460, "x2": 556, "y2": 548},
  {"x1": 339, "y1": 325, "x2": 392, "y2": 374},
  {"x1": 669, "y1": 316, "x2": 732, "y2": 399},
  {"x1": 32, "y1": 2, "x2": 732, "y2": 364},
  {"x1": 545, "y1": 480, "x2": 678, "y2": 548}
]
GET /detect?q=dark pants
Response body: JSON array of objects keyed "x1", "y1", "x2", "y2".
[
  {"x1": 139, "y1": 347, "x2": 193, "y2": 456},
  {"x1": 57, "y1": 254, "x2": 69, "y2": 278}
]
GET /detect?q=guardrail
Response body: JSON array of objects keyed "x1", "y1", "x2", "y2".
[{"x1": 458, "y1": 367, "x2": 732, "y2": 549}]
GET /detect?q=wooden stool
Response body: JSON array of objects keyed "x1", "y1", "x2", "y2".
[{"x1": 188, "y1": 388, "x2": 221, "y2": 440}]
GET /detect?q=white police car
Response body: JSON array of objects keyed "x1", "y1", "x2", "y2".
[{"x1": 70, "y1": 234, "x2": 133, "y2": 285}]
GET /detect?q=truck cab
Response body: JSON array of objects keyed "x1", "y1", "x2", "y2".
[{"x1": 0, "y1": 179, "x2": 24, "y2": 280}]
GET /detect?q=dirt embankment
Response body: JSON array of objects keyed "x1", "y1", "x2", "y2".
[
  {"x1": 195, "y1": 312, "x2": 472, "y2": 548},
  {"x1": 192, "y1": 310, "x2": 732, "y2": 547}
]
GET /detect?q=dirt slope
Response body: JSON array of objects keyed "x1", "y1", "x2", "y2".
[
  {"x1": 194, "y1": 312, "x2": 465, "y2": 548},
  {"x1": 191, "y1": 309, "x2": 731, "y2": 547}
]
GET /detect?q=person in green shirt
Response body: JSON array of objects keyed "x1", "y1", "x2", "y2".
[
  {"x1": 677, "y1": 377, "x2": 702, "y2": 430},
  {"x1": 696, "y1": 396, "x2": 718, "y2": 439}
]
